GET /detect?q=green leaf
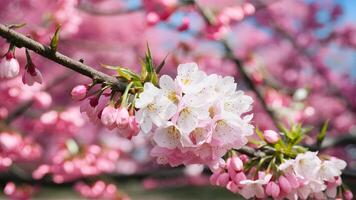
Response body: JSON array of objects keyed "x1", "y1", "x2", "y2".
[
  {"x1": 102, "y1": 64, "x2": 141, "y2": 81},
  {"x1": 145, "y1": 43, "x2": 154, "y2": 73},
  {"x1": 7, "y1": 23, "x2": 26, "y2": 29},
  {"x1": 156, "y1": 54, "x2": 169, "y2": 73},
  {"x1": 50, "y1": 26, "x2": 61, "y2": 51},
  {"x1": 317, "y1": 120, "x2": 329, "y2": 147}
]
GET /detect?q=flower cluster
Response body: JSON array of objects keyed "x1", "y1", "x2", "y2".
[
  {"x1": 205, "y1": 2, "x2": 256, "y2": 40},
  {"x1": 32, "y1": 144, "x2": 119, "y2": 183},
  {"x1": 3, "y1": 182, "x2": 39, "y2": 200},
  {"x1": 209, "y1": 126, "x2": 353, "y2": 199},
  {"x1": 77, "y1": 88, "x2": 140, "y2": 139},
  {"x1": 74, "y1": 180, "x2": 129, "y2": 200},
  {"x1": 135, "y1": 63, "x2": 254, "y2": 167},
  {"x1": 0, "y1": 131, "x2": 42, "y2": 171},
  {"x1": 211, "y1": 150, "x2": 353, "y2": 200}
]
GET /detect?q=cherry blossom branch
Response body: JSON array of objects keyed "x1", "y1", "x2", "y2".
[
  {"x1": 270, "y1": 23, "x2": 356, "y2": 113},
  {"x1": 0, "y1": 23, "x2": 127, "y2": 91}
]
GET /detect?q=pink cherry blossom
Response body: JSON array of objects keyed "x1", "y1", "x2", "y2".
[
  {"x1": 71, "y1": 85, "x2": 88, "y2": 101},
  {"x1": 0, "y1": 52, "x2": 20, "y2": 79}
]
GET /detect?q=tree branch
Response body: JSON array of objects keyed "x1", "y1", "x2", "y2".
[
  {"x1": 78, "y1": 4, "x2": 142, "y2": 16},
  {"x1": 0, "y1": 24, "x2": 127, "y2": 91}
]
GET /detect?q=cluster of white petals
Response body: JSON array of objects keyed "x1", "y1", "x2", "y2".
[
  {"x1": 135, "y1": 63, "x2": 254, "y2": 167},
  {"x1": 278, "y1": 151, "x2": 347, "y2": 199}
]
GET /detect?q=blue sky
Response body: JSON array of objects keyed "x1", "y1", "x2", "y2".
[{"x1": 339, "y1": 0, "x2": 356, "y2": 23}]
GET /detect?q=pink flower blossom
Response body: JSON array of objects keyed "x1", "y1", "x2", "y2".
[
  {"x1": 266, "y1": 181, "x2": 280, "y2": 198},
  {"x1": 22, "y1": 62, "x2": 43, "y2": 86},
  {"x1": 263, "y1": 130, "x2": 280, "y2": 144},
  {"x1": 71, "y1": 85, "x2": 88, "y2": 101},
  {"x1": 0, "y1": 52, "x2": 20, "y2": 79}
]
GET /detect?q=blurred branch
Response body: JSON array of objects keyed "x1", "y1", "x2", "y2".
[
  {"x1": 308, "y1": 134, "x2": 356, "y2": 151},
  {"x1": 269, "y1": 22, "x2": 356, "y2": 113},
  {"x1": 0, "y1": 24, "x2": 127, "y2": 91},
  {"x1": 192, "y1": 1, "x2": 280, "y2": 129},
  {"x1": 2, "y1": 72, "x2": 72, "y2": 125},
  {"x1": 78, "y1": 4, "x2": 142, "y2": 16}
]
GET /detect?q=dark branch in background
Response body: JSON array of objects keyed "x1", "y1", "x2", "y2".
[
  {"x1": 308, "y1": 134, "x2": 356, "y2": 151},
  {"x1": 0, "y1": 24, "x2": 127, "y2": 91},
  {"x1": 2, "y1": 72, "x2": 72, "y2": 125},
  {"x1": 192, "y1": 1, "x2": 280, "y2": 129},
  {"x1": 270, "y1": 23, "x2": 356, "y2": 113},
  {"x1": 77, "y1": 3, "x2": 142, "y2": 16}
]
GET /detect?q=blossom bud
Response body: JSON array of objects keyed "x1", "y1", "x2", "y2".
[
  {"x1": 266, "y1": 181, "x2": 280, "y2": 198},
  {"x1": 278, "y1": 175, "x2": 292, "y2": 193},
  {"x1": 177, "y1": 17, "x2": 189, "y2": 32},
  {"x1": 344, "y1": 190, "x2": 353, "y2": 200},
  {"x1": 22, "y1": 63, "x2": 43, "y2": 86},
  {"x1": 128, "y1": 116, "x2": 139, "y2": 136},
  {"x1": 209, "y1": 171, "x2": 221, "y2": 185},
  {"x1": 226, "y1": 181, "x2": 238, "y2": 193},
  {"x1": 71, "y1": 85, "x2": 88, "y2": 101},
  {"x1": 234, "y1": 171, "x2": 246, "y2": 185},
  {"x1": 263, "y1": 130, "x2": 280, "y2": 144},
  {"x1": 243, "y1": 3, "x2": 256, "y2": 15},
  {"x1": 101, "y1": 105, "x2": 118, "y2": 130},
  {"x1": 116, "y1": 107, "x2": 130, "y2": 128},
  {"x1": 285, "y1": 173, "x2": 299, "y2": 189},
  {"x1": 226, "y1": 158, "x2": 237, "y2": 179},
  {"x1": 239, "y1": 154, "x2": 249, "y2": 163},
  {"x1": 146, "y1": 12, "x2": 160, "y2": 26},
  {"x1": 216, "y1": 172, "x2": 230, "y2": 187},
  {"x1": 230, "y1": 156, "x2": 243, "y2": 171},
  {"x1": 0, "y1": 52, "x2": 20, "y2": 79}
]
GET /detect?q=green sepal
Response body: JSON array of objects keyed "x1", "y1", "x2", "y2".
[
  {"x1": 317, "y1": 120, "x2": 329, "y2": 147},
  {"x1": 50, "y1": 26, "x2": 61, "y2": 51}
]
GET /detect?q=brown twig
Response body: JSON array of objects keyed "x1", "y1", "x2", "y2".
[{"x1": 0, "y1": 24, "x2": 127, "y2": 91}]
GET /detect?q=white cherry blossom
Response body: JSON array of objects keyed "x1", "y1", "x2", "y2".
[
  {"x1": 175, "y1": 63, "x2": 206, "y2": 94},
  {"x1": 293, "y1": 151, "x2": 321, "y2": 179}
]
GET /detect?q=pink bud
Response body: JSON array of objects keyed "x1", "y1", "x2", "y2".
[
  {"x1": 101, "y1": 105, "x2": 118, "y2": 130},
  {"x1": 226, "y1": 158, "x2": 237, "y2": 179},
  {"x1": 217, "y1": 172, "x2": 230, "y2": 187},
  {"x1": 0, "y1": 52, "x2": 20, "y2": 79},
  {"x1": 4, "y1": 182, "x2": 16, "y2": 195},
  {"x1": 230, "y1": 156, "x2": 243, "y2": 171},
  {"x1": 71, "y1": 85, "x2": 88, "y2": 101},
  {"x1": 128, "y1": 116, "x2": 139, "y2": 136},
  {"x1": 146, "y1": 12, "x2": 160, "y2": 26},
  {"x1": 285, "y1": 174, "x2": 299, "y2": 189},
  {"x1": 226, "y1": 181, "x2": 238, "y2": 193},
  {"x1": 266, "y1": 181, "x2": 280, "y2": 198},
  {"x1": 22, "y1": 64, "x2": 43, "y2": 86},
  {"x1": 177, "y1": 17, "x2": 189, "y2": 32},
  {"x1": 263, "y1": 130, "x2": 280, "y2": 144},
  {"x1": 234, "y1": 171, "x2": 247, "y2": 185},
  {"x1": 243, "y1": 3, "x2": 256, "y2": 15},
  {"x1": 344, "y1": 190, "x2": 353, "y2": 200},
  {"x1": 279, "y1": 175, "x2": 292, "y2": 193},
  {"x1": 209, "y1": 171, "x2": 221, "y2": 185},
  {"x1": 116, "y1": 107, "x2": 129, "y2": 128},
  {"x1": 239, "y1": 154, "x2": 249, "y2": 163}
]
